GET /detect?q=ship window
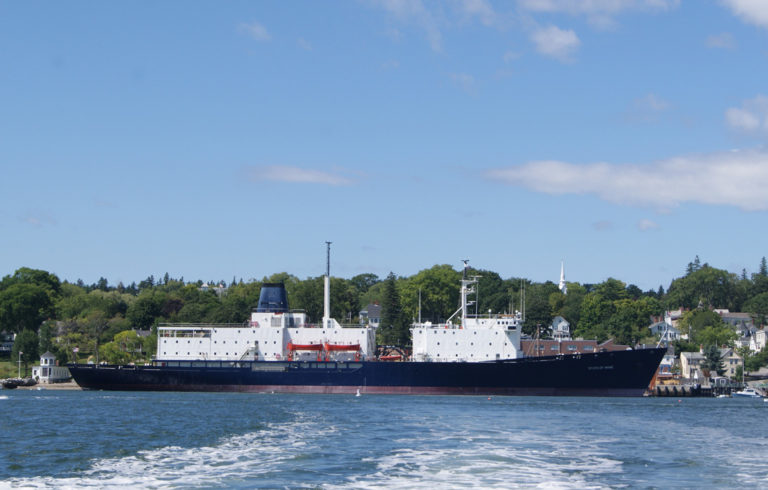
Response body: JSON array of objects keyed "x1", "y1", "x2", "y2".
[
  {"x1": 434, "y1": 331, "x2": 437, "y2": 334},
  {"x1": 188, "y1": 340, "x2": 190, "y2": 343},
  {"x1": 437, "y1": 342, "x2": 440, "y2": 345},
  {"x1": 238, "y1": 330, "x2": 240, "y2": 333},
  {"x1": 176, "y1": 340, "x2": 178, "y2": 343},
  {"x1": 471, "y1": 342, "x2": 474, "y2": 345},
  {"x1": 489, "y1": 343, "x2": 492, "y2": 346},
  {"x1": 456, "y1": 342, "x2": 458, "y2": 345},
  {"x1": 223, "y1": 341, "x2": 226, "y2": 344}
]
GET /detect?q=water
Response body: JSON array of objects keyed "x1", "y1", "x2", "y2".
[{"x1": 1, "y1": 391, "x2": 767, "y2": 489}]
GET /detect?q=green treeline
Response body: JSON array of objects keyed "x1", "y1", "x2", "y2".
[{"x1": 2, "y1": 255, "x2": 768, "y2": 372}]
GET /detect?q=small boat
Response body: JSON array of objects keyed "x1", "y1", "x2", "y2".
[
  {"x1": 716, "y1": 394, "x2": 730, "y2": 398},
  {"x1": 732, "y1": 387, "x2": 763, "y2": 398}
]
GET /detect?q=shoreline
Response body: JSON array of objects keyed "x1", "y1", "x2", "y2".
[{"x1": 6, "y1": 380, "x2": 82, "y2": 391}]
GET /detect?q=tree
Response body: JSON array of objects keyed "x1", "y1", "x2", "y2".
[
  {"x1": 575, "y1": 293, "x2": 613, "y2": 342},
  {"x1": 744, "y1": 292, "x2": 768, "y2": 327},
  {"x1": 677, "y1": 310, "x2": 733, "y2": 346},
  {"x1": 126, "y1": 291, "x2": 163, "y2": 329},
  {"x1": 11, "y1": 329, "x2": 39, "y2": 377},
  {"x1": 83, "y1": 311, "x2": 109, "y2": 364},
  {"x1": 760, "y1": 257, "x2": 768, "y2": 277},
  {"x1": 0, "y1": 283, "x2": 54, "y2": 333},
  {"x1": 379, "y1": 272, "x2": 407, "y2": 346},
  {"x1": 349, "y1": 273, "x2": 380, "y2": 294},
  {"x1": 399, "y1": 265, "x2": 461, "y2": 324},
  {"x1": 702, "y1": 344, "x2": 725, "y2": 376}
]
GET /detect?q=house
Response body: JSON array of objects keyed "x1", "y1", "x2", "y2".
[
  {"x1": 679, "y1": 348, "x2": 742, "y2": 380},
  {"x1": 31, "y1": 352, "x2": 71, "y2": 383},
  {"x1": 551, "y1": 316, "x2": 571, "y2": 341},
  {"x1": 0, "y1": 332, "x2": 13, "y2": 353},
  {"x1": 720, "y1": 348, "x2": 743, "y2": 379},
  {"x1": 679, "y1": 351, "x2": 705, "y2": 379},
  {"x1": 750, "y1": 328, "x2": 767, "y2": 352},
  {"x1": 649, "y1": 321, "x2": 680, "y2": 342},
  {"x1": 359, "y1": 303, "x2": 381, "y2": 328}
]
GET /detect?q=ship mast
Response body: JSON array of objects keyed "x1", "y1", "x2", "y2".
[{"x1": 323, "y1": 241, "x2": 331, "y2": 329}]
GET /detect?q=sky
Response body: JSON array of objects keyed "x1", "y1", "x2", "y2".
[{"x1": 2, "y1": 0, "x2": 768, "y2": 291}]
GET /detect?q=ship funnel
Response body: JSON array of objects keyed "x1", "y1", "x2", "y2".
[{"x1": 256, "y1": 283, "x2": 289, "y2": 313}]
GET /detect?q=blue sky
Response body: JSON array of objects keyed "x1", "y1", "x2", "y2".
[{"x1": 3, "y1": 0, "x2": 768, "y2": 291}]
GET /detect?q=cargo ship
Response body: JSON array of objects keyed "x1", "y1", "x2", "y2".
[{"x1": 69, "y1": 256, "x2": 665, "y2": 396}]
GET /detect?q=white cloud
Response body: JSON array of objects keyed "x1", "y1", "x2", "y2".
[
  {"x1": 450, "y1": 72, "x2": 476, "y2": 93},
  {"x1": 520, "y1": 0, "x2": 678, "y2": 29},
  {"x1": 530, "y1": 25, "x2": 580, "y2": 61},
  {"x1": 706, "y1": 32, "x2": 736, "y2": 49},
  {"x1": 297, "y1": 38, "x2": 313, "y2": 51},
  {"x1": 20, "y1": 211, "x2": 56, "y2": 227},
  {"x1": 636, "y1": 93, "x2": 668, "y2": 112},
  {"x1": 593, "y1": 220, "x2": 614, "y2": 231},
  {"x1": 485, "y1": 149, "x2": 768, "y2": 211},
  {"x1": 721, "y1": 0, "x2": 768, "y2": 29},
  {"x1": 519, "y1": 0, "x2": 679, "y2": 15},
  {"x1": 247, "y1": 166, "x2": 353, "y2": 186},
  {"x1": 503, "y1": 50, "x2": 521, "y2": 63},
  {"x1": 371, "y1": 0, "x2": 443, "y2": 51},
  {"x1": 239, "y1": 21, "x2": 271, "y2": 41},
  {"x1": 726, "y1": 95, "x2": 768, "y2": 133},
  {"x1": 458, "y1": 0, "x2": 496, "y2": 25},
  {"x1": 637, "y1": 219, "x2": 659, "y2": 231}
]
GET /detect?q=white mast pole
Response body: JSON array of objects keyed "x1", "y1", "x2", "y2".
[{"x1": 323, "y1": 241, "x2": 331, "y2": 328}]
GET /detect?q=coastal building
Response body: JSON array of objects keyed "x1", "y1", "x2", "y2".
[
  {"x1": 359, "y1": 303, "x2": 381, "y2": 328},
  {"x1": 679, "y1": 348, "x2": 742, "y2": 380},
  {"x1": 551, "y1": 316, "x2": 571, "y2": 341},
  {"x1": 648, "y1": 321, "x2": 680, "y2": 343},
  {"x1": 31, "y1": 352, "x2": 71, "y2": 383},
  {"x1": 750, "y1": 328, "x2": 767, "y2": 353},
  {"x1": 679, "y1": 351, "x2": 705, "y2": 379}
]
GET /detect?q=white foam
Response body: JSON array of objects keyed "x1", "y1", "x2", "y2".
[{"x1": 8, "y1": 413, "x2": 339, "y2": 489}]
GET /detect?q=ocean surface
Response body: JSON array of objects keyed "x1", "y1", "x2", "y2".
[{"x1": 1, "y1": 390, "x2": 766, "y2": 489}]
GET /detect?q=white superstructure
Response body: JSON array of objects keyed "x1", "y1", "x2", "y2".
[
  {"x1": 157, "y1": 254, "x2": 525, "y2": 364},
  {"x1": 158, "y1": 243, "x2": 376, "y2": 362},
  {"x1": 411, "y1": 262, "x2": 523, "y2": 362}
]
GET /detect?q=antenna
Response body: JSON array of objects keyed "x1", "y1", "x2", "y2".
[{"x1": 323, "y1": 241, "x2": 332, "y2": 328}]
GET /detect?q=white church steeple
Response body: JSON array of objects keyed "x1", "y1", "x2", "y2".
[{"x1": 559, "y1": 261, "x2": 567, "y2": 295}]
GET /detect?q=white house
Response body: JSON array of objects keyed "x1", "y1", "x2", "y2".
[
  {"x1": 649, "y1": 321, "x2": 680, "y2": 342},
  {"x1": 551, "y1": 316, "x2": 571, "y2": 341},
  {"x1": 31, "y1": 352, "x2": 71, "y2": 383},
  {"x1": 751, "y1": 328, "x2": 767, "y2": 353}
]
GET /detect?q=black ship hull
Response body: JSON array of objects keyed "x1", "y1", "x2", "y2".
[{"x1": 69, "y1": 347, "x2": 665, "y2": 397}]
